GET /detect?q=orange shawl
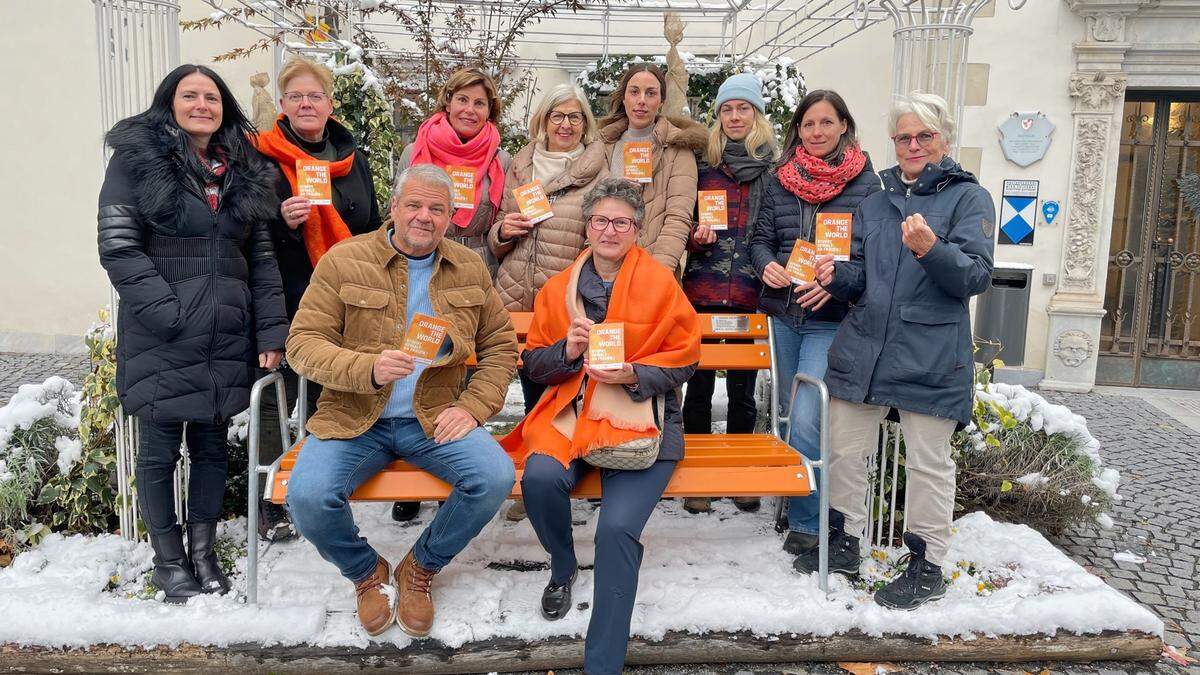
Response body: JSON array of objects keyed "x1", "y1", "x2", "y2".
[
  {"x1": 252, "y1": 114, "x2": 355, "y2": 266},
  {"x1": 500, "y1": 246, "x2": 701, "y2": 468}
]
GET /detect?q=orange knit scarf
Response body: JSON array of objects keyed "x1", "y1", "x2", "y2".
[
  {"x1": 252, "y1": 115, "x2": 355, "y2": 266},
  {"x1": 500, "y1": 247, "x2": 701, "y2": 468}
]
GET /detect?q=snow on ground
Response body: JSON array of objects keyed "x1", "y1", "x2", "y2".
[{"x1": 0, "y1": 502, "x2": 1161, "y2": 650}]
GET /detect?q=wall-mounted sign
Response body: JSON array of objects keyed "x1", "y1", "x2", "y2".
[
  {"x1": 999, "y1": 179, "x2": 1039, "y2": 246},
  {"x1": 999, "y1": 112, "x2": 1055, "y2": 167},
  {"x1": 1042, "y1": 200, "x2": 1061, "y2": 225}
]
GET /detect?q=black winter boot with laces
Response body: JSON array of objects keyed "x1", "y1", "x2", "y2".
[
  {"x1": 793, "y1": 509, "x2": 861, "y2": 576},
  {"x1": 874, "y1": 532, "x2": 947, "y2": 611}
]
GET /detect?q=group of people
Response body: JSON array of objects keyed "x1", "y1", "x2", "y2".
[{"x1": 97, "y1": 54, "x2": 994, "y2": 674}]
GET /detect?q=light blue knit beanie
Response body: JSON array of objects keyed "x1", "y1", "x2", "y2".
[{"x1": 715, "y1": 73, "x2": 766, "y2": 114}]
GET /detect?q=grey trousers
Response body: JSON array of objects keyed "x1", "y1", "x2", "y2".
[{"x1": 827, "y1": 397, "x2": 958, "y2": 566}]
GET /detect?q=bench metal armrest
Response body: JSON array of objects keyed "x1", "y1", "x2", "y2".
[{"x1": 788, "y1": 372, "x2": 831, "y2": 594}]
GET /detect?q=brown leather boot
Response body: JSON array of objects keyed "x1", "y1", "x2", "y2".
[
  {"x1": 354, "y1": 557, "x2": 395, "y2": 636},
  {"x1": 394, "y1": 548, "x2": 437, "y2": 637}
]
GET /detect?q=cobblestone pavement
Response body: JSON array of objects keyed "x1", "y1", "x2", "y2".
[
  {"x1": 0, "y1": 352, "x2": 91, "y2": 405},
  {"x1": 0, "y1": 354, "x2": 1195, "y2": 673}
]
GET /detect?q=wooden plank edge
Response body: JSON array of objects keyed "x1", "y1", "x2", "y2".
[{"x1": 1, "y1": 629, "x2": 1163, "y2": 673}]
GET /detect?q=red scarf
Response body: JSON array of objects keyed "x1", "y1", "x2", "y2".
[
  {"x1": 252, "y1": 115, "x2": 356, "y2": 266},
  {"x1": 407, "y1": 112, "x2": 505, "y2": 229},
  {"x1": 777, "y1": 144, "x2": 866, "y2": 204}
]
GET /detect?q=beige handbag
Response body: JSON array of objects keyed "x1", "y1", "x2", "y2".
[{"x1": 583, "y1": 394, "x2": 665, "y2": 471}]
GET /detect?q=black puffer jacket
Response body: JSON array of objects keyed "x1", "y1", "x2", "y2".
[
  {"x1": 749, "y1": 157, "x2": 881, "y2": 326},
  {"x1": 265, "y1": 117, "x2": 382, "y2": 318},
  {"x1": 98, "y1": 120, "x2": 288, "y2": 423}
]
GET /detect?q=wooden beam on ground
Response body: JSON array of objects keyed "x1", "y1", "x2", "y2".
[{"x1": 1, "y1": 629, "x2": 1163, "y2": 673}]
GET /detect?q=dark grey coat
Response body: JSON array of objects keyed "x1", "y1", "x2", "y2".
[
  {"x1": 822, "y1": 158, "x2": 995, "y2": 425},
  {"x1": 521, "y1": 258, "x2": 696, "y2": 461}
]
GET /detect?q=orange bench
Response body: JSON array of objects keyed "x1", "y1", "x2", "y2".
[{"x1": 245, "y1": 312, "x2": 832, "y2": 602}]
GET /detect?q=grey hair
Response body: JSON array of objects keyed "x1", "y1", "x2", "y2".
[
  {"x1": 582, "y1": 178, "x2": 646, "y2": 225},
  {"x1": 392, "y1": 163, "x2": 454, "y2": 203},
  {"x1": 889, "y1": 92, "x2": 956, "y2": 146},
  {"x1": 528, "y1": 84, "x2": 597, "y2": 145}
]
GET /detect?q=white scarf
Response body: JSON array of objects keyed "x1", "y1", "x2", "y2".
[{"x1": 532, "y1": 141, "x2": 586, "y2": 185}]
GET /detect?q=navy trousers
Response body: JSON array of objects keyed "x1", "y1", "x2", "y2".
[{"x1": 522, "y1": 454, "x2": 676, "y2": 675}]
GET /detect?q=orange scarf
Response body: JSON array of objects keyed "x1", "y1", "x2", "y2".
[
  {"x1": 500, "y1": 247, "x2": 701, "y2": 468},
  {"x1": 252, "y1": 115, "x2": 355, "y2": 266}
]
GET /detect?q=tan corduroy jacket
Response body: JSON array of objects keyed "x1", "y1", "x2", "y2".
[
  {"x1": 599, "y1": 115, "x2": 708, "y2": 273},
  {"x1": 286, "y1": 225, "x2": 518, "y2": 440},
  {"x1": 487, "y1": 140, "x2": 608, "y2": 311}
]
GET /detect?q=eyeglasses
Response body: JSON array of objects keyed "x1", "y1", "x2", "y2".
[
  {"x1": 548, "y1": 111, "x2": 585, "y2": 127},
  {"x1": 283, "y1": 91, "x2": 329, "y2": 105},
  {"x1": 587, "y1": 215, "x2": 637, "y2": 233},
  {"x1": 891, "y1": 131, "x2": 939, "y2": 148}
]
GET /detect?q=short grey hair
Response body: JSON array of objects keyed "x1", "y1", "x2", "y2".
[
  {"x1": 392, "y1": 163, "x2": 454, "y2": 203},
  {"x1": 889, "y1": 92, "x2": 956, "y2": 146},
  {"x1": 528, "y1": 84, "x2": 597, "y2": 145},
  {"x1": 582, "y1": 178, "x2": 646, "y2": 225}
]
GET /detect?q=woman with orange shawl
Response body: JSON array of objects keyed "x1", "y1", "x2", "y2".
[
  {"x1": 251, "y1": 56, "x2": 382, "y2": 541},
  {"x1": 501, "y1": 178, "x2": 701, "y2": 675}
]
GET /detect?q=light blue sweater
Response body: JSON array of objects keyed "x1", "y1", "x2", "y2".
[{"x1": 381, "y1": 250, "x2": 439, "y2": 419}]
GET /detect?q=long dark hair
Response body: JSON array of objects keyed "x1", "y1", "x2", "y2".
[
  {"x1": 598, "y1": 62, "x2": 668, "y2": 130},
  {"x1": 777, "y1": 89, "x2": 858, "y2": 169},
  {"x1": 105, "y1": 64, "x2": 258, "y2": 174}
]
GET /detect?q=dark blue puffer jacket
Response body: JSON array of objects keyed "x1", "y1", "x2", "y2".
[
  {"x1": 823, "y1": 157, "x2": 995, "y2": 425},
  {"x1": 749, "y1": 157, "x2": 881, "y2": 326}
]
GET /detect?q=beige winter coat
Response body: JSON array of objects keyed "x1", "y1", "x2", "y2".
[
  {"x1": 599, "y1": 115, "x2": 707, "y2": 273},
  {"x1": 487, "y1": 140, "x2": 608, "y2": 311}
]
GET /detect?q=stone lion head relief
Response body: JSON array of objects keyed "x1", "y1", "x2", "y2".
[{"x1": 1054, "y1": 330, "x2": 1094, "y2": 368}]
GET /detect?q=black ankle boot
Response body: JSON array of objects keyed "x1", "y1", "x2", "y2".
[
  {"x1": 392, "y1": 501, "x2": 420, "y2": 522},
  {"x1": 541, "y1": 569, "x2": 577, "y2": 621},
  {"x1": 794, "y1": 510, "x2": 861, "y2": 576},
  {"x1": 187, "y1": 522, "x2": 231, "y2": 595},
  {"x1": 874, "y1": 532, "x2": 947, "y2": 611},
  {"x1": 148, "y1": 526, "x2": 203, "y2": 603}
]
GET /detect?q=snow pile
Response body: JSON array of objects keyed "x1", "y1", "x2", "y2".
[{"x1": 0, "y1": 503, "x2": 1161, "y2": 650}]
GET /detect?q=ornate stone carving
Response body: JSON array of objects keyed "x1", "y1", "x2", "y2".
[
  {"x1": 1068, "y1": 71, "x2": 1127, "y2": 112},
  {"x1": 250, "y1": 72, "x2": 276, "y2": 132},
  {"x1": 1053, "y1": 329, "x2": 1094, "y2": 368},
  {"x1": 663, "y1": 12, "x2": 689, "y2": 119},
  {"x1": 1062, "y1": 117, "x2": 1111, "y2": 289},
  {"x1": 1089, "y1": 13, "x2": 1125, "y2": 41}
]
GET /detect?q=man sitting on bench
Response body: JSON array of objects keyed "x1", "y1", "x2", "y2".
[{"x1": 283, "y1": 164, "x2": 518, "y2": 637}]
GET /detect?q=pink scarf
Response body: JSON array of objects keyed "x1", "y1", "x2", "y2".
[{"x1": 408, "y1": 112, "x2": 505, "y2": 229}]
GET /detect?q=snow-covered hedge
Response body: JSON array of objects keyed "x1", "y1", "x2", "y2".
[{"x1": 955, "y1": 381, "x2": 1119, "y2": 534}]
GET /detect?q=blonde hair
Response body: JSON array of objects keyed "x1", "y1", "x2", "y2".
[
  {"x1": 705, "y1": 104, "x2": 779, "y2": 166},
  {"x1": 277, "y1": 56, "x2": 334, "y2": 96},
  {"x1": 528, "y1": 84, "x2": 597, "y2": 145},
  {"x1": 889, "y1": 92, "x2": 956, "y2": 146},
  {"x1": 436, "y1": 68, "x2": 503, "y2": 124}
]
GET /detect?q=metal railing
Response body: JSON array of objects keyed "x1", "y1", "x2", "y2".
[{"x1": 93, "y1": 0, "x2": 181, "y2": 541}]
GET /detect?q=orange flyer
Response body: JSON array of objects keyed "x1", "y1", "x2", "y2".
[
  {"x1": 786, "y1": 239, "x2": 817, "y2": 285},
  {"x1": 513, "y1": 180, "x2": 554, "y2": 224},
  {"x1": 698, "y1": 190, "x2": 729, "y2": 230},
  {"x1": 447, "y1": 165, "x2": 477, "y2": 209},
  {"x1": 401, "y1": 313, "x2": 451, "y2": 364},
  {"x1": 588, "y1": 322, "x2": 625, "y2": 370},
  {"x1": 295, "y1": 159, "x2": 332, "y2": 205},
  {"x1": 622, "y1": 141, "x2": 653, "y2": 183},
  {"x1": 815, "y1": 212, "x2": 853, "y2": 261}
]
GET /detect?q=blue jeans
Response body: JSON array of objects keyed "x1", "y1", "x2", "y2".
[
  {"x1": 286, "y1": 417, "x2": 515, "y2": 583},
  {"x1": 771, "y1": 317, "x2": 840, "y2": 535}
]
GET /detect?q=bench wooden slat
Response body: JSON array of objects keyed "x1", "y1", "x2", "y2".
[{"x1": 270, "y1": 463, "x2": 809, "y2": 504}]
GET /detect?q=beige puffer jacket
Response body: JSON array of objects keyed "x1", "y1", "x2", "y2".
[
  {"x1": 487, "y1": 140, "x2": 608, "y2": 311},
  {"x1": 599, "y1": 115, "x2": 708, "y2": 273}
]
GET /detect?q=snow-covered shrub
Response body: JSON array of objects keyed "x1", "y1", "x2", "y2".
[
  {"x1": 36, "y1": 314, "x2": 119, "y2": 536},
  {"x1": 575, "y1": 53, "x2": 806, "y2": 134},
  {"x1": 0, "y1": 377, "x2": 82, "y2": 555},
  {"x1": 955, "y1": 376, "x2": 1118, "y2": 534}
]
